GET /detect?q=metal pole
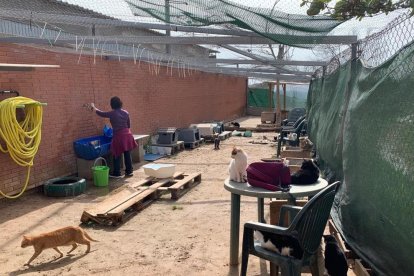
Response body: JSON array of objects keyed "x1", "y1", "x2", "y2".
[
  {"x1": 257, "y1": 198, "x2": 265, "y2": 222},
  {"x1": 165, "y1": 0, "x2": 171, "y2": 54},
  {"x1": 276, "y1": 78, "x2": 280, "y2": 113},
  {"x1": 351, "y1": 43, "x2": 358, "y2": 60},
  {"x1": 268, "y1": 82, "x2": 272, "y2": 110},
  {"x1": 230, "y1": 193, "x2": 241, "y2": 265}
]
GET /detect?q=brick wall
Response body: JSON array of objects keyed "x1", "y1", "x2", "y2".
[{"x1": 0, "y1": 44, "x2": 247, "y2": 197}]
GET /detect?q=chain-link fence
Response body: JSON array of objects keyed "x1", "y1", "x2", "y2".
[
  {"x1": 314, "y1": 9, "x2": 414, "y2": 78},
  {"x1": 307, "y1": 9, "x2": 414, "y2": 276}
]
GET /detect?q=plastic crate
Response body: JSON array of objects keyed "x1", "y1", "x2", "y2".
[{"x1": 73, "y1": 135, "x2": 112, "y2": 160}]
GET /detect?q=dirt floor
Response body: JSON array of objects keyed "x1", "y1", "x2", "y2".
[{"x1": 0, "y1": 124, "x2": 353, "y2": 276}]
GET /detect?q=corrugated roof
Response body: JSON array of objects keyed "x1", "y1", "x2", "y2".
[
  {"x1": 1, "y1": 0, "x2": 109, "y2": 18},
  {"x1": 55, "y1": 0, "x2": 159, "y2": 23},
  {"x1": 56, "y1": 0, "x2": 135, "y2": 20}
]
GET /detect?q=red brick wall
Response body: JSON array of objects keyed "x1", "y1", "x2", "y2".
[{"x1": 0, "y1": 44, "x2": 247, "y2": 197}]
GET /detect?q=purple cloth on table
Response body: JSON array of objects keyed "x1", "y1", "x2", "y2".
[
  {"x1": 246, "y1": 162, "x2": 291, "y2": 191},
  {"x1": 110, "y1": 128, "x2": 137, "y2": 157},
  {"x1": 95, "y1": 108, "x2": 130, "y2": 135}
]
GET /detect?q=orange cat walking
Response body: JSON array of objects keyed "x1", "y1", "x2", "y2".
[{"x1": 21, "y1": 226, "x2": 98, "y2": 266}]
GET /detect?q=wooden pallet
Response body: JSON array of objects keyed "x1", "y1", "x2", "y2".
[
  {"x1": 80, "y1": 172, "x2": 201, "y2": 226},
  {"x1": 218, "y1": 131, "x2": 232, "y2": 140},
  {"x1": 80, "y1": 185, "x2": 156, "y2": 226},
  {"x1": 184, "y1": 138, "x2": 205, "y2": 149},
  {"x1": 168, "y1": 172, "x2": 202, "y2": 200},
  {"x1": 152, "y1": 141, "x2": 185, "y2": 155}
]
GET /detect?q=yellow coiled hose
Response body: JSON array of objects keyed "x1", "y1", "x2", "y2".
[{"x1": 0, "y1": 96, "x2": 43, "y2": 199}]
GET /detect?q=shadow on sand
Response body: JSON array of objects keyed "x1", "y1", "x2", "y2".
[{"x1": 8, "y1": 250, "x2": 95, "y2": 276}]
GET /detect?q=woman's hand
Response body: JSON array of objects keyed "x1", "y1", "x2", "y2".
[{"x1": 90, "y1": 103, "x2": 96, "y2": 111}]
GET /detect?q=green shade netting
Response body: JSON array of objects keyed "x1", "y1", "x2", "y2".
[
  {"x1": 307, "y1": 41, "x2": 414, "y2": 276},
  {"x1": 126, "y1": 0, "x2": 343, "y2": 47},
  {"x1": 248, "y1": 88, "x2": 307, "y2": 109}
]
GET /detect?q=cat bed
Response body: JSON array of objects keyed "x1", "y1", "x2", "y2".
[
  {"x1": 143, "y1": 163, "x2": 176, "y2": 178},
  {"x1": 43, "y1": 177, "x2": 86, "y2": 197}
]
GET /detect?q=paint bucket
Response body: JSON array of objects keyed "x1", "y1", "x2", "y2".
[{"x1": 92, "y1": 157, "x2": 109, "y2": 187}]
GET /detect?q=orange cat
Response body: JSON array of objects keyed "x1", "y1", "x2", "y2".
[{"x1": 21, "y1": 226, "x2": 98, "y2": 266}]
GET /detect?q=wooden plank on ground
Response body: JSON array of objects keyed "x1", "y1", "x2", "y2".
[
  {"x1": 84, "y1": 186, "x2": 141, "y2": 217},
  {"x1": 106, "y1": 177, "x2": 178, "y2": 216},
  {"x1": 106, "y1": 188, "x2": 158, "y2": 216},
  {"x1": 81, "y1": 171, "x2": 202, "y2": 225}
]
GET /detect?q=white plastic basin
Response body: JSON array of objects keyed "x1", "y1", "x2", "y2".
[{"x1": 143, "y1": 163, "x2": 176, "y2": 178}]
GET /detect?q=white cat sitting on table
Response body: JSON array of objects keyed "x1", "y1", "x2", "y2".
[{"x1": 228, "y1": 146, "x2": 248, "y2": 182}]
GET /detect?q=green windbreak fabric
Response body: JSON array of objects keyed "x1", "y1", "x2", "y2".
[
  {"x1": 248, "y1": 88, "x2": 274, "y2": 108},
  {"x1": 307, "y1": 63, "x2": 351, "y2": 179},
  {"x1": 248, "y1": 88, "x2": 307, "y2": 109},
  {"x1": 308, "y1": 42, "x2": 414, "y2": 276},
  {"x1": 126, "y1": 0, "x2": 342, "y2": 47}
]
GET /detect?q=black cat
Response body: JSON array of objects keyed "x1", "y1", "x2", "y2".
[
  {"x1": 254, "y1": 230, "x2": 303, "y2": 259},
  {"x1": 214, "y1": 133, "x2": 220, "y2": 150},
  {"x1": 291, "y1": 159, "x2": 319, "y2": 184},
  {"x1": 324, "y1": 235, "x2": 348, "y2": 276},
  {"x1": 231, "y1": 122, "x2": 240, "y2": 128}
]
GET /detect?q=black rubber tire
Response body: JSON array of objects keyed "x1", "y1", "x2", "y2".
[{"x1": 43, "y1": 177, "x2": 86, "y2": 197}]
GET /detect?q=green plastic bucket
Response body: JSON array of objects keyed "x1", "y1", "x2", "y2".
[{"x1": 92, "y1": 157, "x2": 109, "y2": 187}]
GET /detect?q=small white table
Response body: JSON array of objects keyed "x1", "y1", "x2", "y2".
[
  {"x1": 224, "y1": 177, "x2": 328, "y2": 265},
  {"x1": 132, "y1": 134, "x2": 149, "y2": 163}
]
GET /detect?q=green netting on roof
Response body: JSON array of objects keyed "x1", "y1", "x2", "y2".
[
  {"x1": 126, "y1": 0, "x2": 343, "y2": 47},
  {"x1": 307, "y1": 42, "x2": 414, "y2": 276}
]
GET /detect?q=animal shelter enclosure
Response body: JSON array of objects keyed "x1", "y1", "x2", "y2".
[{"x1": 1, "y1": 0, "x2": 414, "y2": 275}]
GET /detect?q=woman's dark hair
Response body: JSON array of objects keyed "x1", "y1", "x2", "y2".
[{"x1": 110, "y1": 96, "x2": 123, "y2": 109}]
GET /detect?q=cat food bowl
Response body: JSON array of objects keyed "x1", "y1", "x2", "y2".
[{"x1": 143, "y1": 163, "x2": 176, "y2": 178}]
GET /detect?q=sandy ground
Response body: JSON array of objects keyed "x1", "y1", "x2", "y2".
[{"x1": 0, "y1": 126, "x2": 353, "y2": 276}]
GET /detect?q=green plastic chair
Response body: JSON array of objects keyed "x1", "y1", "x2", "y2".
[{"x1": 241, "y1": 181, "x2": 340, "y2": 276}]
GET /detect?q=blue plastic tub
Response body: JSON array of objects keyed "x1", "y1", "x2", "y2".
[{"x1": 73, "y1": 135, "x2": 112, "y2": 160}]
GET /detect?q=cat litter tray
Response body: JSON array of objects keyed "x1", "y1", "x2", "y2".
[{"x1": 143, "y1": 163, "x2": 176, "y2": 178}]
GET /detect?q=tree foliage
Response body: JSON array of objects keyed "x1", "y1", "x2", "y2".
[{"x1": 301, "y1": 0, "x2": 413, "y2": 20}]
